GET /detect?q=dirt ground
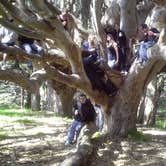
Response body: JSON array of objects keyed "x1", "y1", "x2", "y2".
[{"x1": 0, "y1": 115, "x2": 166, "y2": 166}]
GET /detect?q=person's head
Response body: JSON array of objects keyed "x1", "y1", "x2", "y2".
[
  {"x1": 79, "y1": 93, "x2": 87, "y2": 104},
  {"x1": 106, "y1": 33, "x2": 115, "y2": 42},
  {"x1": 140, "y1": 23, "x2": 148, "y2": 33},
  {"x1": 61, "y1": 8, "x2": 68, "y2": 16},
  {"x1": 82, "y1": 41, "x2": 89, "y2": 50},
  {"x1": 114, "y1": 23, "x2": 120, "y2": 31},
  {"x1": 88, "y1": 34, "x2": 96, "y2": 48},
  {"x1": 7, "y1": 17, "x2": 14, "y2": 23}
]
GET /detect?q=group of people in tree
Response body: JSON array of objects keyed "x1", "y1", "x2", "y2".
[
  {"x1": 0, "y1": 18, "x2": 44, "y2": 70},
  {"x1": 0, "y1": 10, "x2": 160, "y2": 146}
]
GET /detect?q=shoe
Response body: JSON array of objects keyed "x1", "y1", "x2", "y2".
[
  {"x1": 135, "y1": 59, "x2": 142, "y2": 64},
  {"x1": 65, "y1": 140, "x2": 72, "y2": 146},
  {"x1": 121, "y1": 70, "x2": 128, "y2": 76}
]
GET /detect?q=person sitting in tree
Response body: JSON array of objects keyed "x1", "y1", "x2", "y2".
[
  {"x1": 58, "y1": 8, "x2": 69, "y2": 31},
  {"x1": 114, "y1": 24, "x2": 127, "y2": 74},
  {"x1": 137, "y1": 23, "x2": 160, "y2": 64},
  {"x1": 106, "y1": 33, "x2": 119, "y2": 70},
  {"x1": 65, "y1": 93, "x2": 96, "y2": 145},
  {"x1": 0, "y1": 18, "x2": 18, "y2": 69},
  {"x1": 18, "y1": 35, "x2": 44, "y2": 70}
]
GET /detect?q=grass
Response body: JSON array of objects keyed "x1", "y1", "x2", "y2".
[
  {"x1": 36, "y1": 132, "x2": 45, "y2": 137},
  {"x1": 0, "y1": 128, "x2": 9, "y2": 141},
  {"x1": 0, "y1": 106, "x2": 45, "y2": 118},
  {"x1": 155, "y1": 117, "x2": 166, "y2": 130},
  {"x1": 159, "y1": 109, "x2": 166, "y2": 113},
  {"x1": 155, "y1": 109, "x2": 166, "y2": 130},
  {"x1": 14, "y1": 118, "x2": 37, "y2": 125},
  {"x1": 128, "y1": 130, "x2": 151, "y2": 142},
  {"x1": 0, "y1": 105, "x2": 72, "y2": 142},
  {"x1": 0, "y1": 133, "x2": 9, "y2": 141}
]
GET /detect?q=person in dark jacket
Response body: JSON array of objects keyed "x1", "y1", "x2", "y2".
[
  {"x1": 18, "y1": 35, "x2": 44, "y2": 69},
  {"x1": 65, "y1": 94, "x2": 96, "y2": 145},
  {"x1": 114, "y1": 24, "x2": 127, "y2": 73}
]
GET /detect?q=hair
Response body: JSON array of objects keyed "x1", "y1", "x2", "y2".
[
  {"x1": 79, "y1": 93, "x2": 86, "y2": 98},
  {"x1": 140, "y1": 23, "x2": 148, "y2": 29},
  {"x1": 7, "y1": 17, "x2": 14, "y2": 22},
  {"x1": 107, "y1": 33, "x2": 116, "y2": 41},
  {"x1": 62, "y1": 7, "x2": 68, "y2": 13}
]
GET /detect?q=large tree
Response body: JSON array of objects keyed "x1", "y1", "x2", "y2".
[{"x1": 0, "y1": 0, "x2": 165, "y2": 138}]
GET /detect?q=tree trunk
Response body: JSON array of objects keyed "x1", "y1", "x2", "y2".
[
  {"x1": 108, "y1": 96, "x2": 138, "y2": 137},
  {"x1": 31, "y1": 91, "x2": 40, "y2": 111},
  {"x1": 137, "y1": 95, "x2": 146, "y2": 124},
  {"x1": 45, "y1": 81, "x2": 75, "y2": 117},
  {"x1": 25, "y1": 91, "x2": 31, "y2": 109},
  {"x1": 118, "y1": 0, "x2": 137, "y2": 38},
  {"x1": 81, "y1": 0, "x2": 91, "y2": 28},
  {"x1": 20, "y1": 88, "x2": 24, "y2": 109},
  {"x1": 142, "y1": 76, "x2": 164, "y2": 126}
]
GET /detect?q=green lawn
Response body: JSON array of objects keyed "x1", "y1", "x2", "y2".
[
  {"x1": 0, "y1": 106, "x2": 71, "y2": 141},
  {"x1": 155, "y1": 109, "x2": 166, "y2": 130}
]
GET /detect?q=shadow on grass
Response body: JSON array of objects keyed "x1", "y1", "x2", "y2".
[
  {"x1": 0, "y1": 133, "x2": 9, "y2": 141},
  {"x1": 14, "y1": 118, "x2": 38, "y2": 125}
]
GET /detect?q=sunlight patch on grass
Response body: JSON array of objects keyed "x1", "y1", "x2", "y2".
[{"x1": 92, "y1": 131, "x2": 103, "y2": 140}]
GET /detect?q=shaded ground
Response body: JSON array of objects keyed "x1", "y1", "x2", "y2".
[
  {"x1": 0, "y1": 109, "x2": 166, "y2": 166},
  {"x1": 0, "y1": 109, "x2": 75, "y2": 166},
  {"x1": 91, "y1": 127, "x2": 166, "y2": 166}
]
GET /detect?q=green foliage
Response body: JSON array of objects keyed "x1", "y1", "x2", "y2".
[{"x1": 128, "y1": 130, "x2": 151, "y2": 142}]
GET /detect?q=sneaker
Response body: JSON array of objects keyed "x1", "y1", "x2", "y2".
[
  {"x1": 121, "y1": 70, "x2": 128, "y2": 76},
  {"x1": 65, "y1": 140, "x2": 72, "y2": 146}
]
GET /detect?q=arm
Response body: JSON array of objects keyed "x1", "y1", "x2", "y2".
[{"x1": 113, "y1": 42, "x2": 119, "y2": 64}]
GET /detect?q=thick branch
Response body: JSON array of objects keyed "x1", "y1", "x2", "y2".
[
  {"x1": 0, "y1": 1, "x2": 54, "y2": 38},
  {"x1": 0, "y1": 18, "x2": 44, "y2": 40},
  {"x1": 0, "y1": 69, "x2": 36, "y2": 92}
]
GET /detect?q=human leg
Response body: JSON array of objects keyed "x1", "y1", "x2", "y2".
[
  {"x1": 67, "y1": 120, "x2": 82, "y2": 144},
  {"x1": 31, "y1": 43, "x2": 44, "y2": 56},
  {"x1": 139, "y1": 41, "x2": 154, "y2": 63}
]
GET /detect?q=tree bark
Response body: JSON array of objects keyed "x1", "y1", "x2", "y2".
[
  {"x1": 31, "y1": 91, "x2": 40, "y2": 111},
  {"x1": 45, "y1": 81, "x2": 75, "y2": 117},
  {"x1": 118, "y1": 0, "x2": 137, "y2": 38},
  {"x1": 81, "y1": 0, "x2": 91, "y2": 28},
  {"x1": 139, "y1": 75, "x2": 165, "y2": 126}
]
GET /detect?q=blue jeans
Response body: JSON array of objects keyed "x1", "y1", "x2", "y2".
[
  {"x1": 67, "y1": 120, "x2": 83, "y2": 143},
  {"x1": 139, "y1": 41, "x2": 155, "y2": 62},
  {"x1": 21, "y1": 43, "x2": 44, "y2": 56},
  {"x1": 108, "y1": 59, "x2": 116, "y2": 69},
  {"x1": 20, "y1": 43, "x2": 44, "y2": 69}
]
